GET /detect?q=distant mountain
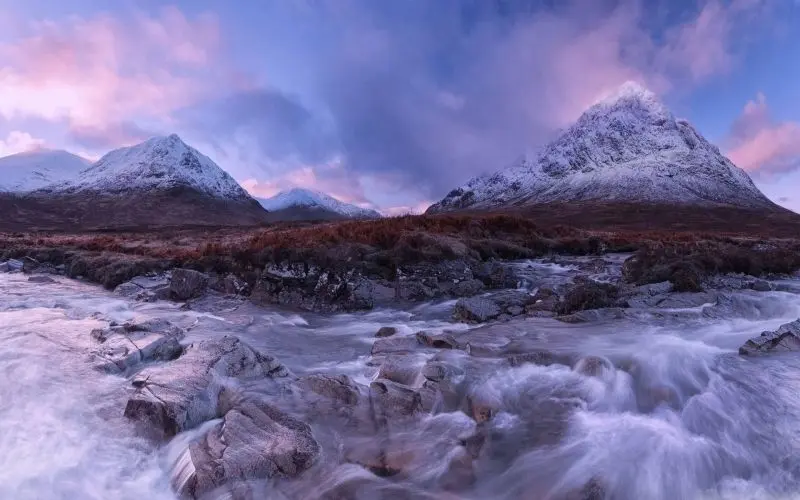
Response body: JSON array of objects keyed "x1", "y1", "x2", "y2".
[
  {"x1": 427, "y1": 82, "x2": 776, "y2": 214},
  {"x1": 0, "y1": 135, "x2": 269, "y2": 231},
  {"x1": 258, "y1": 188, "x2": 381, "y2": 221},
  {"x1": 0, "y1": 149, "x2": 90, "y2": 193}
]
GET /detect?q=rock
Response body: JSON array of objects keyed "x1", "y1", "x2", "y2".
[
  {"x1": 91, "y1": 331, "x2": 183, "y2": 373},
  {"x1": 474, "y1": 261, "x2": 518, "y2": 289},
  {"x1": 453, "y1": 297, "x2": 501, "y2": 323},
  {"x1": 369, "y1": 379, "x2": 423, "y2": 419},
  {"x1": 416, "y1": 331, "x2": 460, "y2": 350},
  {"x1": 115, "y1": 275, "x2": 172, "y2": 302},
  {"x1": 296, "y1": 374, "x2": 363, "y2": 406},
  {"x1": 526, "y1": 287, "x2": 559, "y2": 315},
  {"x1": 371, "y1": 336, "x2": 420, "y2": 355},
  {"x1": 556, "y1": 308, "x2": 626, "y2": 323},
  {"x1": 375, "y1": 326, "x2": 398, "y2": 338},
  {"x1": 124, "y1": 336, "x2": 287, "y2": 439},
  {"x1": 556, "y1": 279, "x2": 621, "y2": 315},
  {"x1": 451, "y1": 279, "x2": 486, "y2": 297},
  {"x1": 0, "y1": 259, "x2": 24, "y2": 273},
  {"x1": 573, "y1": 355, "x2": 615, "y2": 378},
  {"x1": 27, "y1": 275, "x2": 56, "y2": 284},
  {"x1": 377, "y1": 357, "x2": 424, "y2": 387},
  {"x1": 208, "y1": 273, "x2": 250, "y2": 295},
  {"x1": 252, "y1": 266, "x2": 376, "y2": 313},
  {"x1": 739, "y1": 319, "x2": 800, "y2": 355},
  {"x1": 749, "y1": 279, "x2": 772, "y2": 292},
  {"x1": 180, "y1": 389, "x2": 319, "y2": 499},
  {"x1": 508, "y1": 350, "x2": 572, "y2": 368},
  {"x1": 169, "y1": 268, "x2": 209, "y2": 301}
]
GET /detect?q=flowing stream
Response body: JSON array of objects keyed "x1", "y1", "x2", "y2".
[{"x1": 3, "y1": 268, "x2": 800, "y2": 499}]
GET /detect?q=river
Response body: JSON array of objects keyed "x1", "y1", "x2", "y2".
[{"x1": 3, "y1": 267, "x2": 800, "y2": 499}]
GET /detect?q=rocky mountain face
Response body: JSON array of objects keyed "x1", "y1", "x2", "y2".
[
  {"x1": 258, "y1": 188, "x2": 382, "y2": 221},
  {"x1": 0, "y1": 135, "x2": 269, "y2": 231},
  {"x1": 427, "y1": 82, "x2": 776, "y2": 214}
]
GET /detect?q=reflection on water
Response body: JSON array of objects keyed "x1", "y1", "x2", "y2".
[{"x1": 3, "y1": 270, "x2": 800, "y2": 499}]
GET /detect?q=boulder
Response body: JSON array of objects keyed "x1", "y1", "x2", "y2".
[
  {"x1": 556, "y1": 279, "x2": 621, "y2": 315},
  {"x1": 375, "y1": 326, "x2": 398, "y2": 338},
  {"x1": 453, "y1": 297, "x2": 501, "y2": 323},
  {"x1": 451, "y1": 279, "x2": 487, "y2": 297},
  {"x1": 179, "y1": 389, "x2": 319, "y2": 499},
  {"x1": 124, "y1": 336, "x2": 288, "y2": 439},
  {"x1": 91, "y1": 330, "x2": 183, "y2": 374},
  {"x1": 208, "y1": 273, "x2": 250, "y2": 295},
  {"x1": 371, "y1": 336, "x2": 420, "y2": 355},
  {"x1": 170, "y1": 268, "x2": 209, "y2": 301},
  {"x1": 739, "y1": 319, "x2": 800, "y2": 355},
  {"x1": 416, "y1": 331, "x2": 460, "y2": 350}
]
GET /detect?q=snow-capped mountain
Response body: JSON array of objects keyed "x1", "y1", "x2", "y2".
[
  {"x1": 0, "y1": 149, "x2": 90, "y2": 193},
  {"x1": 427, "y1": 82, "x2": 774, "y2": 213},
  {"x1": 50, "y1": 134, "x2": 252, "y2": 201},
  {"x1": 258, "y1": 188, "x2": 381, "y2": 219}
]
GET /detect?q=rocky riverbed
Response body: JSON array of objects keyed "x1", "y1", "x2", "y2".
[{"x1": 3, "y1": 254, "x2": 800, "y2": 499}]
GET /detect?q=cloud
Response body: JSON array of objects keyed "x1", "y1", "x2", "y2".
[
  {"x1": 243, "y1": 0, "x2": 770, "y2": 200},
  {"x1": 0, "y1": 131, "x2": 45, "y2": 157},
  {"x1": 726, "y1": 92, "x2": 800, "y2": 173},
  {"x1": 0, "y1": 7, "x2": 223, "y2": 150}
]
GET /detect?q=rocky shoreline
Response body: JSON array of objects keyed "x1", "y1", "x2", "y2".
[{"x1": 3, "y1": 245, "x2": 800, "y2": 498}]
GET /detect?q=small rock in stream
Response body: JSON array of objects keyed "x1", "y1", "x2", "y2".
[{"x1": 739, "y1": 319, "x2": 800, "y2": 355}]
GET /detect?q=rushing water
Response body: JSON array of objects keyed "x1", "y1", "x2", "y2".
[{"x1": 3, "y1": 267, "x2": 800, "y2": 499}]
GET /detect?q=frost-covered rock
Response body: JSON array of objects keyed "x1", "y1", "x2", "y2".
[
  {"x1": 169, "y1": 268, "x2": 209, "y2": 301},
  {"x1": 428, "y1": 82, "x2": 774, "y2": 213},
  {"x1": 0, "y1": 259, "x2": 24, "y2": 273}
]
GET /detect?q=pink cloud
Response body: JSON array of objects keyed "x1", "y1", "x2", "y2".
[
  {"x1": 0, "y1": 131, "x2": 46, "y2": 157},
  {"x1": 0, "y1": 7, "x2": 222, "y2": 139},
  {"x1": 726, "y1": 92, "x2": 800, "y2": 173}
]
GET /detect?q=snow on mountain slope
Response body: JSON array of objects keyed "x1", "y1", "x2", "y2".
[
  {"x1": 428, "y1": 82, "x2": 774, "y2": 213},
  {"x1": 0, "y1": 149, "x2": 90, "y2": 193},
  {"x1": 258, "y1": 188, "x2": 381, "y2": 219},
  {"x1": 50, "y1": 134, "x2": 252, "y2": 201}
]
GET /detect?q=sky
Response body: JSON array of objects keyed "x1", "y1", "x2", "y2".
[{"x1": 0, "y1": 0, "x2": 799, "y2": 214}]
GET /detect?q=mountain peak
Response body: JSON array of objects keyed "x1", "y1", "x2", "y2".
[
  {"x1": 590, "y1": 81, "x2": 667, "y2": 118},
  {"x1": 258, "y1": 187, "x2": 381, "y2": 219},
  {"x1": 427, "y1": 83, "x2": 773, "y2": 214}
]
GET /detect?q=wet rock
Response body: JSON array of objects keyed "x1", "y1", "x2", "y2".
[
  {"x1": 397, "y1": 280, "x2": 436, "y2": 301},
  {"x1": 526, "y1": 287, "x2": 559, "y2": 315},
  {"x1": 181, "y1": 389, "x2": 319, "y2": 499},
  {"x1": 557, "y1": 308, "x2": 626, "y2": 324},
  {"x1": 27, "y1": 275, "x2": 56, "y2": 283},
  {"x1": 749, "y1": 279, "x2": 772, "y2": 292},
  {"x1": 91, "y1": 331, "x2": 183, "y2": 374},
  {"x1": 451, "y1": 279, "x2": 486, "y2": 297},
  {"x1": 124, "y1": 336, "x2": 287, "y2": 439},
  {"x1": 208, "y1": 273, "x2": 250, "y2": 295},
  {"x1": 375, "y1": 326, "x2": 398, "y2": 338},
  {"x1": 370, "y1": 379, "x2": 423, "y2": 419},
  {"x1": 556, "y1": 279, "x2": 621, "y2": 315},
  {"x1": 115, "y1": 275, "x2": 172, "y2": 302},
  {"x1": 170, "y1": 268, "x2": 209, "y2": 301},
  {"x1": 416, "y1": 331, "x2": 460, "y2": 350},
  {"x1": 377, "y1": 357, "x2": 424, "y2": 387},
  {"x1": 252, "y1": 265, "x2": 375, "y2": 313},
  {"x1": 474, "y1": 261, "x2": 518, "y2": 289},
  {"x1": 0, "y1": 259, "x2": 24, "y2": 273},
  {"x1": 739, "y1": 319, "x2": 800, "y2": 355},
  {"x1": 453, "y1": 297, "x2": 501, "y2": 323},
  {"x1": 296, "y1": 374, "x2": 363, "y2": 406},
  {"x1": 371, "y1": 336, "x2": 420, "y2": 355}
]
